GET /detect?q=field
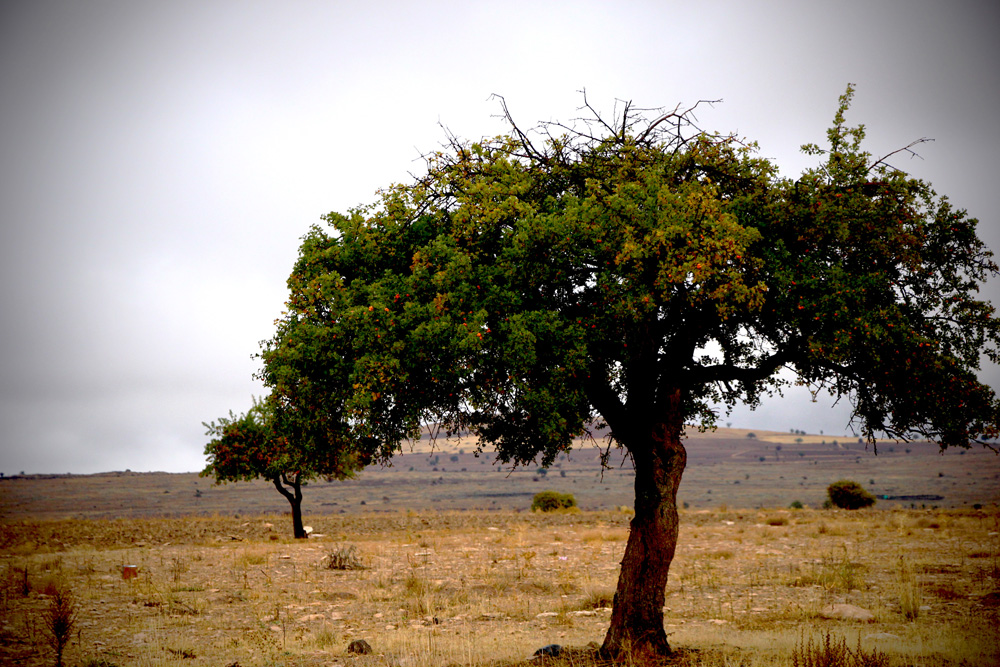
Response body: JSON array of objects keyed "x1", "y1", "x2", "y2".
[
  {"x1": 3, "y1": 429, "x2": 999, "y2": 521},
  {"x1": 1, "y1": 430, "x2": 999, "y2": 666}
]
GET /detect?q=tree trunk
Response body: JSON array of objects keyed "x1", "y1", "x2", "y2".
[
  {"x1": 272, "y1": 475, "x2": 308, "y2": 539},
  {"x1": 601, "y1": 419, "x2": 687, "y2": 661}
]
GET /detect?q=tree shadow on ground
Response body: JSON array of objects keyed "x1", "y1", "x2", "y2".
[{"x1": 489, "y1": 645, "x2": 704, "y2": 667}]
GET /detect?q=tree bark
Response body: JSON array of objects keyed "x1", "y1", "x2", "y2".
[
  {"x1": 272, "y1": 474, "x2": 307, "y2": 539},
  {"x1": 601, "y1": 419, "x2": 687, "y2": 661}
]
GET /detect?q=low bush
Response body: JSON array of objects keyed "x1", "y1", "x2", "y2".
[
  {"x1": 826, "y1": 480, "x2": 876, "y2": 510},
  {"x1": 531, "y1": 491, "x2": 577, "y2": 512},
  {"x1": 326, "y1": 544, "x2": 365, "y2": 570}
]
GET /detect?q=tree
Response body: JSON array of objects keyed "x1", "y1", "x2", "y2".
[
  {"x1": 258, "y1": 87, "x2": 999, "y2": 659},
  {"x1": 827, "y1": 479, "x2": 876, "y2": 509},
  {"x1": 202, "y1": 396, "x2": 366, "y2": 538}
]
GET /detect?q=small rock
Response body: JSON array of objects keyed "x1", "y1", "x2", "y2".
[
  {"x1": 866, "y1": 632, "x2": 900, "y2": 641},
  {"x1": 347, "y1": 639, "x2": 372, "y2": 655},
  {"x1": 298, "y1": 613, "x2": 325, "y2": 622},
  {"x1": 535, "y1": 612, "x2": 559, "y2": 618},
  {"x1": 818, "y1": 603, "x2": 874, "y2": 622}
]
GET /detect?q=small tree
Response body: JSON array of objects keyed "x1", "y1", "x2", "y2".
[
  {"x1": 43, "y1": 585, "x2": 75, "y2": 667},
  {"x1": 202, "y1": 396, "x2": 366, "y2": 538},
  {"x1": 827, "y1": 480, "x2": 876, "y2": 509}
]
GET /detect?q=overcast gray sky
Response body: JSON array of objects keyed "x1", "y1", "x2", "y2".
[{"x1": 2, "y1": 1, "x2": 998, "y2": 475}]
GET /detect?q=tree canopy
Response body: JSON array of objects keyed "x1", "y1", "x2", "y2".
[{"x1": 257, "y1": 86, "x2": 1000, "y2": 657}]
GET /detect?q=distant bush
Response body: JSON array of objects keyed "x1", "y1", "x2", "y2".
[
  {"x1": 789, "y1": 500, "x2": 804, "y2": 510},
  {"x1": 826, "y1": 480, "x2": 876, "y2": 510},
  {"x1": 531, "y1": 491, "x2": 577, "y2": 512}
]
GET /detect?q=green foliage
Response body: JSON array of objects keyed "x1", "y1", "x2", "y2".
[
  {"x1": 256, "y1": 86, "x2": 999, "y2": 481},
  {"x1": 827, "y1": 480, "x2": 876, "y2": 510},
  {"x1": 201, "y1": 396, "x2": 365, "y2": 487},
  {"x1": 531, "y1": 490, "x2": 577, "y2": 512}
]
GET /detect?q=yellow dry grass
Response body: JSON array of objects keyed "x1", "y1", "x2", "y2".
[{"x1": 1, "y1": 508, "x2": 998, "y2": 667}]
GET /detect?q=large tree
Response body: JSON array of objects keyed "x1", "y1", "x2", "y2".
[
  {"x1": 259, "y1": 87, "x2": 1000, "y2": 659},
  {"x1": 202, "y1": 395, "x2": 367, "y2": 538}
]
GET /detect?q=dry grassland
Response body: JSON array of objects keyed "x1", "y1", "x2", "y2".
[{"x1": 2, "y1": 508, "x2": 999, "y2": 667}]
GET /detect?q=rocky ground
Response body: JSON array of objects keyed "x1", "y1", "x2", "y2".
[{"x1": 1, "y1": 508, "x2": 999, "y2": 666}]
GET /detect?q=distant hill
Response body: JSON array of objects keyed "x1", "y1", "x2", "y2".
[{"x1": 1, "y1": 429, "x2": 997, "y2": 521}]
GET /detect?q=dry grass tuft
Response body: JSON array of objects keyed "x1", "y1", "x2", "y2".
[
  {"x1": 792, "y1": 631, "x2": 889, "y2": 667},
  {"x1": 326, "y1": 543, "x2": 366, "y2": 570}
]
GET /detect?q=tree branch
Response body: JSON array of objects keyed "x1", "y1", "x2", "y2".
[
  {"x1": 491, "y1": 93, "x2": 549, "y2": 164},
  {"x1": 688, "y1": 348, "x2": 794, "y2": 386},
  {"x1": 584, "y1": 364, "x2": 628, "y2": 438},
  {"x1": 271, "y1": 475, "x2": 294, "y2": 502},
  {"x1": 867, "y1": 137, "x2": 933, "y2": 175}
]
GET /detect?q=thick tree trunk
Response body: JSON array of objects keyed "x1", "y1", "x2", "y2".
[
  {"x1": 601, "y1": 419, "x2": 687, "y2": 661},
  {"x1": 272, "y1": 475, "x2": 308, "y2": 539}
]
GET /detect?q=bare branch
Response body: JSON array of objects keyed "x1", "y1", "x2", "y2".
[
  {"x1": 576, "y1": 88, "x2": 621, "y2": 140},
  {"x1": 490, "y1": 93, "x2": 549, "y2": 163},
  {"x1": 868, "y1": 137, "x2": 933, "y2": 175},
  {"x1": 636, "y1": 99, "x2": 723, "y2": 145}
]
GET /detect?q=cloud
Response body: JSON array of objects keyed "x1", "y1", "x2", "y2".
[{"x1": 2, "y1": 0, "x2": 997, "y2": 474}]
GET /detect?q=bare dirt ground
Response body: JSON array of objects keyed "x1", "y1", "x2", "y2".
[
  {"x1": 2, "y1": 508, "x2": 999, "y2": 666},
  {"x1": 2, "y1": 429, "x2": 999, "y2": 666}
]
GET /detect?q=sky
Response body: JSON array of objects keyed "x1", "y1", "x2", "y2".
[{"x1": 1, "y1": 0, "x2": 998, "y2": 475}]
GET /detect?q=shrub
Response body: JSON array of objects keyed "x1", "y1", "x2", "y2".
[
  {"x1": 531, "y1": 491, "x2": 577, "y2": 512},
  {"x1": 826, "y1": 480, "x2": 876, "y2": 510},
  {"x1": 790, "y1": 500, "x2": 804, "y2": 510},
  {"x1": 326, "y1": 544, "x2": 365, "y2": 570}
]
